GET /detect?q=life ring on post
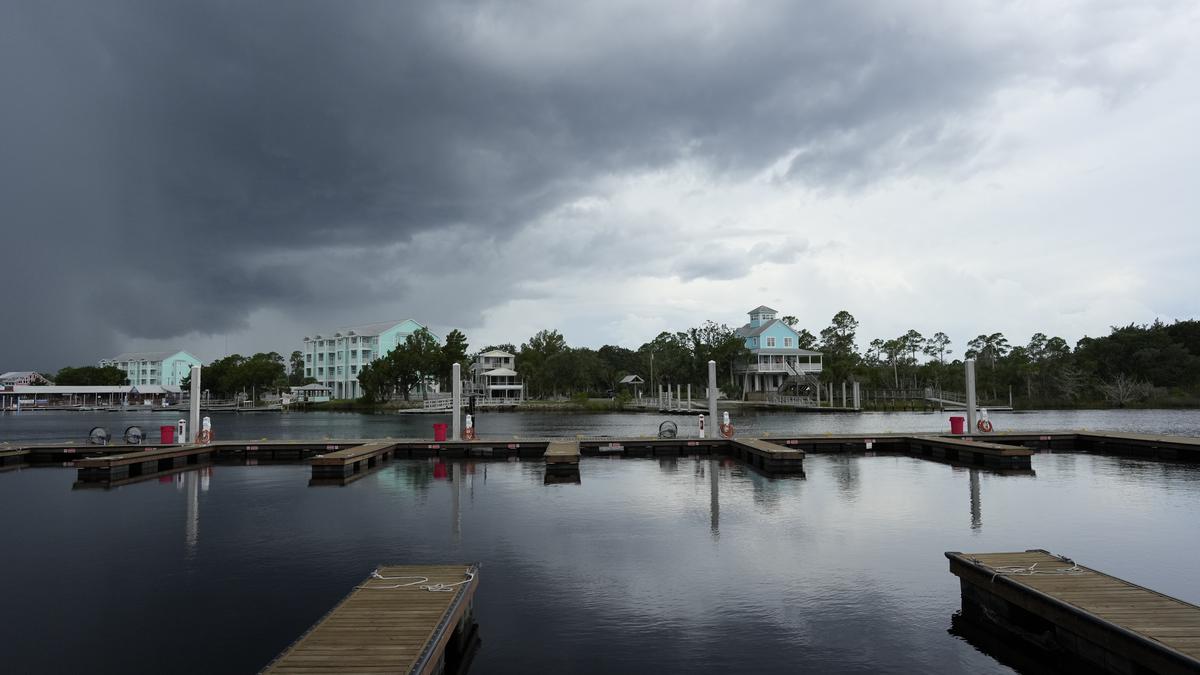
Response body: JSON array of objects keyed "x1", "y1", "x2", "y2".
[
  {"x1": 463, "y1": 427, "x2": 476, "y2": 440},
  {"x1": 976, "y1": 419, "x2": 993, "y2": 433},
  {"x1": 719, "y1": 423, "x2": 734, "y2": 438},
  {"x1": 198, "y1": 428, "x2": 213, "y2": 444}
]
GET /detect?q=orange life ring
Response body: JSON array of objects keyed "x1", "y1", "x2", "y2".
[
  {"x1": 976, "y1": 419, "x2": 993, "y2": 433},
  {"x1": 719, "y1": 423, "x2": 734, "y2": 438},
  {"x1": 463, "y1": 427, "x2": 476, "y2": 440},
  {"x1": 198, "y1": 428, "x2": 212, "y2": 444}
]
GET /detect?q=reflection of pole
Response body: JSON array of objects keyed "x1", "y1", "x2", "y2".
[
  {"x1": 452, "y1": 462, "x2": 461, "y2": 540},
  {"x1": 965, "y1": 359, "x2": 977, "y2": 435},
  {"x1": 709, "y1": 458, "x2": 720, "y2": 538},
  {"x1": 969, "y1": 469, "x2": 981, "y2": 531},
  {"x1": 186, "y1": 470, "x2": 199, "y2": 553}
]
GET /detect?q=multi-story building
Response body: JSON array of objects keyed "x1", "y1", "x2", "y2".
[
  {"x1": 734, "y1": 305, "x2": 823, "y2": 394},
  {"x1": 469, "y1": 350, "x2": 524, "y2": 400},
  {"x1": 302, "y1": 319, "x2": 432, "y2": 400},
  {"x1": 98, "y1": 350, "x2": 201, "y2": 387},
  {"x1": 0, "y1": 371, "x2": 52, "y2": 386}
]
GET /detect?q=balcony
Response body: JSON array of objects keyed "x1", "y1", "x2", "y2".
[{"x1": 736, "y1": 361, "x2": 822, "y2": 374}]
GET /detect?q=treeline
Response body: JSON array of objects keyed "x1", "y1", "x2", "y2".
[
  {"x1": 185, "y1": 352, "x2": 294, "y2": 399},
  {"x1": 820, "y1": 315, "x2": 1200, "y2": 407},
  {"x1": 514, "y1": 322, "x2": 748, "y2": 398},
  {"x1": 51, "y1": 365, "x2": 127, "y2": 386}
]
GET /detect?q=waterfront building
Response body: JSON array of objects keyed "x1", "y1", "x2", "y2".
[
  {"x1": 288, "y1": 383, "x2": 332, "y2": 403},
  {"x1": 733, "y1": 306, "x2": 823, "y2": 395},
  {"x1": 0, "y1": 384, "x2": 182, "y2": 410},
  {"x1": 302, "y1": 319, "x2": 433, "y2": 400},
  {"x1": 98, "y1": 350, "x2": 202, "y2": 387},
  {"x1": 0, "y1": 371, "x2": 52, "y2": 386},
  {"x1": 469, "y1": 349, "x2": 524, "y2": 400}
]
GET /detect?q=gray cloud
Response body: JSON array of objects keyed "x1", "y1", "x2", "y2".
[{"x1": 0, "y1": 0, "x2": 1182, "y2": 368}]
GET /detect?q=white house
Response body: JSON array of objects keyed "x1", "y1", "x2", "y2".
[
  {"x1": 0, "y1": 371, "x2": 52, "y2": 386},
  {"x1": 469, "y1": 350, "x2": 524, "y2": 401}
]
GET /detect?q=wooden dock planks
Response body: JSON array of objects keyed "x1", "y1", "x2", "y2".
[
  {"x1": 544, "y1": 440, "x2": 580, "y2": 466},
  {"x1": 727, "y1": 438, "x2": 806, "y2": 474},
  {"x1": 264, "y1": 564, "x2": 479, "y2": 675},
  {"x1": 947, "y1": 550, "x2": 1200, "y2": 674}
]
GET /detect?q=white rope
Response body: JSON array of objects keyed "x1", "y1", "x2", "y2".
[
  {"x1": 981, "y1": 560, "x2": 1084, "y2": 583},
  {"x1": 358, "y1": 568, "x2": 476, "y2": 593}
]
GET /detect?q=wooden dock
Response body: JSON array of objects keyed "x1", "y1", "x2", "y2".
[
  {"x1": 311, "y1": 442, "x2": 401, "y2": 479},
  {"x1": 908, "y1": 435, "x2": 1034, "y2": 469},
  {"x1": 947, "y1": 550, "x2": 1200, "y2": 674},
  {"x1": 263, "y1": 564, "x2": 479, "y2": 675},
  {"x1": 74, "y1": 445, "x2": 216, "y2": 484},
  {"x1": 727, "y1": 438, "x2": 806, "y2": 474},
  {"x1": 544, "y1": 440, "x2": 580, "y2": 467}
]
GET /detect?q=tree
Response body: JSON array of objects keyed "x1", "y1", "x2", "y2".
[
  {"x1": 966, "y1": 333, "x2": 1011, "y2": 369},
  {"x1": 54, "y1": 365, "x2": 127, "y2": 386},
  {"x1": 924, "y1": 332, "x2": 952, "y2": 364},
  {"x1": 819, "y1": 310, "x2": 860, "y2": 383},
  {"x1": 441, "y1": 329, "x2": 470, "y2": 389},
  {"x1": 780, "y1": 315, "x2": 799, "y2": 327},
  {"x1": 288, "y1": 350, "x2": 305, "y2": 386},
  {"x1": 795, "y1": 328, "x2": 818, "y2": 351}
]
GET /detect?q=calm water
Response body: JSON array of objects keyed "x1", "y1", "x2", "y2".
[
  {"x1": 3, "y1": 407, "x2": 1200, "y2": 443},
  {"x1": 2, "y1": 410, "x2": 1199, "y2": 673}
]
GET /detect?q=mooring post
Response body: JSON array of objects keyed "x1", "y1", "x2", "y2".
[
  {"x1": 965, "y1": 359, "x2": 977, "y2": 435},
  {"x1": 853, "y1": 381, "x2": 861, "y2": 410},
  {"x1": 687, "y1": 384, "x2": 691, "y2": 410},
  {"x1": 707, "y1": 360, "x2": 718, "y2": 427},
  {"x1": 188, "y1": 365, "x2": 200, "y2": 443},
  {"x1": 841, "y1": 382, "x2": 847, "y2": 407},
  {"x1": 452, "y1": 362, "x2": 462, "y2": 441},
  {"x1": 816, "y1": 380, "x2": 821, "y2": 407}
]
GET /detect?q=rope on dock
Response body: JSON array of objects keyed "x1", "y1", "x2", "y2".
[
  {"x1": 359, "y1": 567, "x2": 477, "y2": 593},
  {"x1": 978, "y1": 560, "x2": 1084, "y2": 583}
]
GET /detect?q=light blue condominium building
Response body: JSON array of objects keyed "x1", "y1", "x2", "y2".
[{"x1": 302, "y1": 319, "x2": 433, "y2": 400}]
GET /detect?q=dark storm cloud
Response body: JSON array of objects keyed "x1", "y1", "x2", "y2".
[{"x1": 0, "y1": 0, "x2": 1139, "y2": 368}]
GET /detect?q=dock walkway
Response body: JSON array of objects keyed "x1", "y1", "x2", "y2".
[
  {"x1": 263, "y1": 564, "x2": 479, "y2": 675},
  {"x1": 947, "y1": 549, "x2": 1200, "y2": 674},
  {"x1": 727, "y1": 438, "x2": 806, "y2": 473}
]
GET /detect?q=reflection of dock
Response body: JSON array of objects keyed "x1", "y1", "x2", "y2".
[
  {"x1": 263, "y1": 564, "x2": 479, "y2": 675},
  {"x1": 947, "y1": 550, "x2": 1200, "y2": 674}
]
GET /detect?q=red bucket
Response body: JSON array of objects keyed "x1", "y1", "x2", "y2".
[
  {"x1": 160, "y1": 425, "x2": 175, "y2": 444},
  {"x1": 949, "y1": 416, "x2": 965, "y2": 435},
  {"x1": 433, "y1": 423, "x2": 448, "y2": 442}
]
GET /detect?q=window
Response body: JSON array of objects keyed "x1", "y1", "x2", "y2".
[
  {"x1": 305, "y1": 354, "x2": 311, "y2": 362},
  {"x1": 766, "y1": 337, "x2": 776, "y2": 347},
  {"x1": 784, "y1": 337, "x2": 793, "y2": 347}
]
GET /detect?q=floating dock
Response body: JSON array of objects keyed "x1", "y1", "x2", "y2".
[
  {"x1": 947, "y1": 549, "x2": 1200, "y2": 674},
  {"x1": 263, "y1": 564, "x2": 479, "y2": 675}
]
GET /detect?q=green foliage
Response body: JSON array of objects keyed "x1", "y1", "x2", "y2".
[
  {"x1": 197, "y1": 352, "x2": 287, "y2": 399},
  {"x1": 358, "y1": 328, "x2": 446, "y2": 402},
  {"x1": 288, "y1": 350, "x2": 305, "y2": 386},
  {"x1": 54, "y1": 365, "x2": 127, "y2": 386}
]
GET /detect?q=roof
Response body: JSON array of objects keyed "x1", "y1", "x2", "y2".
[
  {"x1": 292, "y1": 383, "x2": 332, "y2": 391},
  {"x1": 307, "y1": 319, "x2": 426, "y2": 339},
  {"x1": 0, "y1": 371, "x2": 41, "y2": 379},
  {"x1": 619, "y1": 374, "x2": 644, "y2": 384},
  {"x1": 107, "y1": 350, "x2": 178, "y2": 362},
  {"x1": 6, "y1": 385, "x2": 181, "y2": 394},
  {"x1": 483, "y1": 368, "x2": 517, "y2": 377},
  {"x1": 736, "y1": 319, "x2": 781, "y2": 338},
  {"x1": 479, "y1": 349, "x2": 514, "y2": 358},
  {"x1": 748, "y1": 305, "x2": 777, "y2": 314}
]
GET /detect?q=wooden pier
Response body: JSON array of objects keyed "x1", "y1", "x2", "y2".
[
  {"x1": 74, "y1": 445, "x2": 216, "y2": 484},
  {"x1": 263, "y1": 564, "x2": 479, "y2": 675},
  {"x1": 947, "y1": 550, "x2": 1200, "y2": 674},
  {"x1": 727, "y1": 438, "x2": 806, "y2": 474}
]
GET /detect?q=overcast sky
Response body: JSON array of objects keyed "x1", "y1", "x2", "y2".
[{"x1": 2, "y1": 0, "x2": 1198, "y2": 370}]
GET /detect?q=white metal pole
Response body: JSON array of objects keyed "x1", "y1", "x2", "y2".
[
  {"x1": 687, "y1": 384, "x2": 691, "y2": 411},
  {"x1": 452, "y1": 362, "x2": 462, "y2": 441},
  {"x1": 189, "y1": 365, "x2": 200, "y2": 443},
  {"x1": 965, "y1": 359, "x2": 977, "y2": 435},
  {"x1": 841, "y1": 382, "x2": 847, "y2": 407},
  {"x1": 853, "y1": 381, "x2": 861, "y2": 410},
  {"x1": 707, "y1": 360, "x2": 718, "y2": 427}
]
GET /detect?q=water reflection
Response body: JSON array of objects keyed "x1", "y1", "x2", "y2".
[
  {"x1": 969, "y1": 469, "x2": 982, "y2": 531},
  {"x1": 709, "y1": 458, "x2": 720, "y2": 539}
]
